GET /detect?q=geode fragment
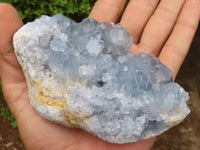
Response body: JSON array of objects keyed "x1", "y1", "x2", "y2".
[{"x1": 13, "y1": 14, "x2": 190, "y2": 144}]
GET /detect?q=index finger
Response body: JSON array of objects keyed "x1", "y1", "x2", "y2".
[{"x1": 89, "y1": 0, "x2": 127, "y2": 23}]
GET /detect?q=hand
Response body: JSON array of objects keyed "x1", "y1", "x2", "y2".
[{"x1": 0, "y1": 1, "x2": 199, "y2": 150}]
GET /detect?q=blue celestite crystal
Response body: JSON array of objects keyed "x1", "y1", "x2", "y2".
[{"x1": 13, "y1": 14, "x2": 190, "y2": 144}]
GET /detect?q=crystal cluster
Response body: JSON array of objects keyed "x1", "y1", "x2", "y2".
[{"x1": 13, "y1": 14, "x2": 190, "y2": 144}]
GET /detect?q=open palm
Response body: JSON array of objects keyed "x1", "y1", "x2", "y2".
[{"x1": 0, "y1": 1, "x2": 199, "y2": 150}]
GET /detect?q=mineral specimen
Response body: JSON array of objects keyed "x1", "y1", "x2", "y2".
[{"x1": 13, "y1": 14, "x2": 190, "y2": 144}]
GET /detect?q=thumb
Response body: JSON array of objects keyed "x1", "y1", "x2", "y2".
[
  {"x1": 0, "y1": 3, "x2": 23, "y2": 54},
  {"x1": 0, "y1": 3, "x2": 27, "y2": 117}
]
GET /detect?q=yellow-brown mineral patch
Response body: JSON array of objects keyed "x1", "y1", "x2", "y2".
[
  {"x1": 24, "y1": 71, "x2": 88, "y2": 128},
  {"x1": 62, "y1": 111, "x2": 88, "y2": 128},
  {"x1": 38, "y1": 90, "x2": 65, "y2": 108}
]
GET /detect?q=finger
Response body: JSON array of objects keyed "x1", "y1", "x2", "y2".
[
  {"x1": 0, "y1": 3, "x2": 24, "y2": 83},
  {"x1": 120, "y1": 0, "x2": 159, "y2": 44},
  {"x1": 135, "y1": 0, "x2": 185, "y2": 56},
  {"x1": 0, "y1": 3, "x2": 23, "y2": 54},
  {"x1": 0, "y1": 3, "x2": 25, "y2": 115},
  {"x1": 159, "y1": 0, "x2": 200, "y2": 79},
  {"x1": 89, "y1": 0, "x2": 127, "y2": 23}
]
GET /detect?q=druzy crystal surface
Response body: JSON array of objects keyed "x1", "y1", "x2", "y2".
[{"x1": 13, "y1": 14, "x2": 190, "y2": 144}]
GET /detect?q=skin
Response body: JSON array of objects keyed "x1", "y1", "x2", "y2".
[{"x1": 0, "y1": 0, "x2": 199, "y2": 150}]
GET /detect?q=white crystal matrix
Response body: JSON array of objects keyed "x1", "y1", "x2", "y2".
[{"x1": 13, "y1": 14, "x2": 190, "y2": 144}]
